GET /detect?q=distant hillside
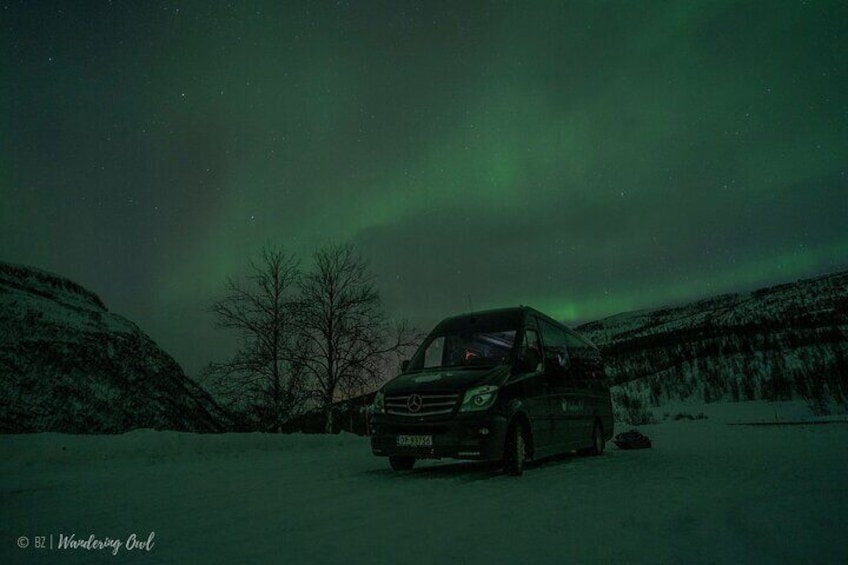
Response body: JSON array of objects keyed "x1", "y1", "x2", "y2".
[
  {"x1": 577, "y1": 270, "x2": 848, "y2": 423},
  {"x1": 0, "y1": 262, "x2": 230, "y2": 433}
]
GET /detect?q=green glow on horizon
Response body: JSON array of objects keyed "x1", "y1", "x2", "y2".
[{"x1": 537, "y1": 238, "x2": 848, "y2": 326}]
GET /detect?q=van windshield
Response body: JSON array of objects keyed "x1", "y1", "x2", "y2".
[{"x1": 408, "y1": 329, "x2": 517, "y2": 371}]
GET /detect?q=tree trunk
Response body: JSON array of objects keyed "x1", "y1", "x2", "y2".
[{"x1": 324, "y1": 406, "x2": 333, "y2": 434}]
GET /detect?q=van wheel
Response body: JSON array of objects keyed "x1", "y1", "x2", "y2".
[
  {"x1": 588, "y1": 421, "x2": 605, "y2": 456},
  {"x1": 503, "y1": 422, "x2": 527, "y2": 476},
  {"x1": 389, "y1": 456, "x2": 415, "y2": 471}
]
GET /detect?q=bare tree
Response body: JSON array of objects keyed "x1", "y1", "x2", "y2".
[
  {"x1": 203, "y1": 244, "x2": 305, "y2": 432},
  {"x1": 294, "y1": 243, "x2": 419, "y2": 433}
]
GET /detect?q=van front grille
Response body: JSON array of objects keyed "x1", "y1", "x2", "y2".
[{"x1": 385, "y1": 392, "x2": 460, "y2": 417}]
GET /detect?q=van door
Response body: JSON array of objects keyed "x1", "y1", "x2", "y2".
[
  {"x1": 539, "y1": 320, "x2": 591, "y2": 450},
  {"x1": 512, "y1": 325, "x2": 552, "y2": 450},
  {"x1": 564, "y1": 329, "x2": 608, "y2": 434}
]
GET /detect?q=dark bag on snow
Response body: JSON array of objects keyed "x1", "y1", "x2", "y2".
[{"x1": 614, "y1": 429, "x2": 652, "y2": 449}]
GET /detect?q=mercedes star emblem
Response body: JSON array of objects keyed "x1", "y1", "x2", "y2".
[{"x1": 407, "y1": 394, "x2": 423, "y2": 413}]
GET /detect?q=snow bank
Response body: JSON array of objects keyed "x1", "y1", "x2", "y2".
[{"x1": 653, "y1": 399, "x2": 848, "y2": 424}]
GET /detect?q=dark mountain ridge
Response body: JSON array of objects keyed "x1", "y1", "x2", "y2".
[
  {"x1": 0, "y1": 262, "x2": 230, "y2": 433},
  {"x1": 577, "y1": 270, "x2": 848, "y2": 422}
]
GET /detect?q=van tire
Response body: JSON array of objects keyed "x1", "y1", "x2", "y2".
[
  {"x1": 503, "y1": 422, "x2": 527, "y2": 477},
  {"x1": 587, "y1": 421, "x2": 605, "y2": 456},
  {"x1": 389, "y1": 456, "x2": 415, "y2": 471}
]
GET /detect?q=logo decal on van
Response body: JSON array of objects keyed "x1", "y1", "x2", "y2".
[{"x1": 561, "y1": 398, "x2": 585, "y2": 413}]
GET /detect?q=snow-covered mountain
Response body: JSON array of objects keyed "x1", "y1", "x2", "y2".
[
  {"x1": 577, "y1": 270, "x2": 848, "y2": 423},
  {"x1": 0, "y1": 262, "x2": 229, "y2": 433}
]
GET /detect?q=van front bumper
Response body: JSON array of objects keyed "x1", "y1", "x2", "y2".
[{"x1": 370, "y1": 413, "x2": 508, "y2": 461}]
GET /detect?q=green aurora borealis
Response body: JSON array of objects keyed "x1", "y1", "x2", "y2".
[{"x1": 3, "y1": 1, "x2": 847, "y2": 375}]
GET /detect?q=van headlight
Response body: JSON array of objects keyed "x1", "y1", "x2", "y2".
[
  {"x1": 373, "y1": 390, "x2": 385, "y2": 414},
  {"x1": 460, "y1": 385, "x2": 499, "y2": 412}
]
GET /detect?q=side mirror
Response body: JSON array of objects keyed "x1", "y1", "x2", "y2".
[{"x1": 401, "y1": 359, "x2": 410, "y2": 372}]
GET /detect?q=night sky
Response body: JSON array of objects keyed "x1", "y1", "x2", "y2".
[{"x1": 3, "y1": 1, "x2": 847, "y2": 377}]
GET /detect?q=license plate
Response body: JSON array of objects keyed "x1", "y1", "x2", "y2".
[{"x1": 396, "y1": 435, "x2": 433, "y2": 448}]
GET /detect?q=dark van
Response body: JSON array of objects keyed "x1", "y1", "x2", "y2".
[{"x1": 370, "y1": 306, "x2": 613, "y2": 475}]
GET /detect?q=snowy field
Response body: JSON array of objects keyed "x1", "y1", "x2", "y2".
[{"x1": 2, "y1": 413, "x2": 847, "y2": 564}]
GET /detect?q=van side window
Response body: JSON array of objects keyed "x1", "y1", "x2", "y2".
[
  {"x1": 539, "y1": 319, "x2": 569, "y2": 369},
  {"x1": 568, "y1": 329, "x2": 603, "y2": 377},
  {"x1": 518, "y1": 329, "x2": 542, "y2": 372},
  {"x1": 564, "y1": 330, "x2": 596, "y2": 363}
]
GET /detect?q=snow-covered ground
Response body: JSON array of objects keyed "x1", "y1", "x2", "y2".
[{"x1": 2, "y1": 416, "x2": 847, "y2": 564}]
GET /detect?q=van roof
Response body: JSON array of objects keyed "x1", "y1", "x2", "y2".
[{"x1": 434, "y1": 306, "x2": 566, "y2": 333}]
